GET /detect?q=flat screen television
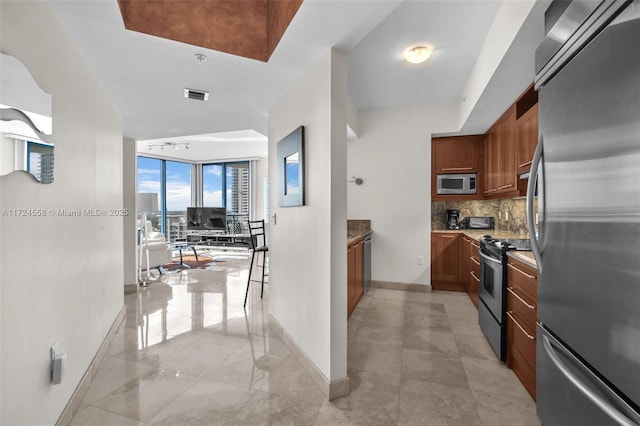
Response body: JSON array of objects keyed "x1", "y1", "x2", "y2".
[{"x1": 187, "y1": 207, "x2": 227, "y2": 231}]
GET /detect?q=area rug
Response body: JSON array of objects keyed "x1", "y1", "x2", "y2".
[{"x1": 162, "y1": 254, "x2": 224, "y2": 272}]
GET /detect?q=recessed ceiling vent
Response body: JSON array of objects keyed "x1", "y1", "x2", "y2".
[{"x1": 184, "y1": 88, "x2": 209, "y2": 101}]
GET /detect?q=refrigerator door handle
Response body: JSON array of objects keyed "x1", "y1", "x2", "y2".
[
  {"x1": 526, "y1": 134, "x2": 543, "y2": 272},
  {"x1": 542, "y1": 335, "x2": 638, "y2": 426}
]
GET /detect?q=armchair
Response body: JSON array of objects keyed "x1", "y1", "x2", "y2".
[{"x1": 138, "y1": 220, "x2": 171, "y2": 272}]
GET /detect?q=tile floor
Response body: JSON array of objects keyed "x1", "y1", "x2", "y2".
[{"x1": 70, "y1": 251, "x2": 541, "y2": 425}]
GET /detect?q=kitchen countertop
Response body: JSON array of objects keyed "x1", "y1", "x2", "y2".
[
  {"x1": 348, "y1": 219, "x2": 372, "y2": 247},
  {"x1": 507, "y1": 251, "x2": 537, "y2": 268},
  {"x1": 432, "y1": 229, "x2": 537, "y2": 267},
  {"x1": 347, "y1": 230, "x2": 372, "y2": 247}
]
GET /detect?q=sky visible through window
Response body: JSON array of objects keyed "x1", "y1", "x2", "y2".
[
  {"x1": 165, "y1": 160, "x2": 191, "y2": 212},
  {"x1": 203, "y1": 164, "x2": 224, "y2": 207},
  {"x1": 137, "y1": 156, "x2": 162, "y2": 207}
]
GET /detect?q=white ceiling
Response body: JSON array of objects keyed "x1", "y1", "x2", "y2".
[{"x1": 43, "y1": 0, "x2": 545, "y2": 159}]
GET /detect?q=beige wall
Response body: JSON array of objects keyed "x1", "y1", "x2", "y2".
[{"x1": 0, "y1": 2, "x2": 123, "y2": 424}]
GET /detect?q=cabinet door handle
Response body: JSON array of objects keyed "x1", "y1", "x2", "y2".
[
  {"x1": 498, "y1": 184, "x2": 514, "y2": 190},
  {"x1": 463, "y1": 237, "x2": 471, "y2": 243},
  {"x1": 506, "y1": 311, "x2": 535, "y2": 340},
  {"x1": 470, "y1": 271, "x2": 480, "y2": 282},
  {"x1": 471, "y1": 242, "x2": 480, "y2": 249},
  {"x1": 440, "y1": 235, "x2": 456, "y2": 238},
  {"x1": 508, "y1": 263, "x2": 536, "y2": 279},
  {"x1": 518, "y1": 160, "x2": 532, "y2": 168},
  {"x1": 441, "y1": 167, "x2": 473, "y2": 171},
  {"x1": 507, "y1": 287, "x2": 535, "y2": 310},
  {"x1": 470, "y1": 256, "x2": 480, "y2": 266}
]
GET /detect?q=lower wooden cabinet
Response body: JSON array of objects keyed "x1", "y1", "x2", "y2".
[
  {"x1": 348, "y1": 240, "x2": 364, "y2": 317},
  {"x1": 431, "y1": 233, "x2": 481, "y2": 301},
  {"x1": 467, "y1": 238, "x2": 480, "y2": 308},
  {"x1": 431, "y1": 233, "x2": 464, "y2": 291},
  {"x1": 506, "y1": 255, "x2": 538, "y2": 400}
]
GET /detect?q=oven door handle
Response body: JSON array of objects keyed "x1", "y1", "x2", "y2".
[{"x1": 479, "y1": 251, "x2": 502, "y2": 266}]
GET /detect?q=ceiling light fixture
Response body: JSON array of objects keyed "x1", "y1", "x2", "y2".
[
  {"x1": 404, "y1": 46, "x2": 433, "y2": 64},
  {"x1": 194, "y1": 53, "x2": 207, "y2": 64},
  {"x1": 146, "y1": 142, "x2": 191, "y2": 151}
]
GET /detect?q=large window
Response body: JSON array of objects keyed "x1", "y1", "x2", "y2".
[
  {"x1": 203, "y1": 161, "x2": 250, "y2": 233},
  {"x1": 165, "y1": 160, "x2": 191, "y2": 240},
  {"x1": 137, "y1": 157, "x2": 250, "y2": 239},
  {"x1": 137, "y1": 157, "x2": 163, "y2": 232}
]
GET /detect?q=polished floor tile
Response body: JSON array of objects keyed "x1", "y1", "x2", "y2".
[{"x1": 69, "y1": 251, "x2": 539, "y2": 425}]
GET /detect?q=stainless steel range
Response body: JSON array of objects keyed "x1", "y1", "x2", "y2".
[{"x1": 478, "y1": 235, "x2": 531, "y2": 361}]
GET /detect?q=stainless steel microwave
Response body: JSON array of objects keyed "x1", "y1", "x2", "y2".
[{"x1": 437, "y1": 173, "x2": 477, "y2": 195}]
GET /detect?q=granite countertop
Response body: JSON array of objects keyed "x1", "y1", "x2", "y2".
[
  {"x1": 347, "y1": 230, "x2": 373, "y2": 247},
  {"x1": 348, "y1": 219, "x2": 372, "y2": 247},
  {"x1": 507, "y1": 251, "x2": 537, "y2": 268},
  {"x1": 432, "y1": 229, "x2": 537, "y2": 267}
]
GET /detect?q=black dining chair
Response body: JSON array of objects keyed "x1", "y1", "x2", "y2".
[{"x1": 244, "y1": 219, "x2": 269, "y2": 307}]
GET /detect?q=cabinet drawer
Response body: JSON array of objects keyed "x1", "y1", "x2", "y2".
[
  {"x1": 506, "y1": 310, "x2": 536, "y2": 371},
  {"x1": 510, "y1": 341, "x2": 537, "y2": 400},
  {"x1": 507, "y1": 260, "x2": 537, "y2": 301},
  {"x1": 507, "y1": 286, "x2": 537, "y2": 328}
]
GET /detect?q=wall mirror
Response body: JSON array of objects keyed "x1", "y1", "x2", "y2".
[
  {"x1": 0, "y1": 52, "x2": 54, "y2": 183},
  {"x1": 277, "y1": 126, "x2": 304, "y2": 207}
]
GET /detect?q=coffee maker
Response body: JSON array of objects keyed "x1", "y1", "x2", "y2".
[{"x1": 446, "y1": 209, "x2": 461, "y2": 230}]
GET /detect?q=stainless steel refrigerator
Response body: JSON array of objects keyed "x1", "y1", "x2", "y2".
[{"x1": 529, "y1": 0, "x2": 640, "y2": 424}]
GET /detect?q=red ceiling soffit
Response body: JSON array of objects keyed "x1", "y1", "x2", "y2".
[{"x1": 117, "y1": 0, "x2": 303, "y2": 62}]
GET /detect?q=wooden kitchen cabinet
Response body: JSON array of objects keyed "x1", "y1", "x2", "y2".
[
  {"x1": 506, "y1": 255, "x2": 538, "y2": 400},
  {"x1": 468, "y1": 238, "x2": 480, "y2": 308},
  {"x1": 347, "y1": 240, "x2": 364, "y2": 317},
  {"x1": 458, "y1": 236, "x2": 480, "y2": 308},
  {"x1": 431, "y1": 135, "x2": 484, "y2": 200},
  {"x1": 484, "y1": 108, "x2": 517, "y2": 197},
  {"x1": 431, "y1": 233, "x2": 464, "y2": 291},
  {"x1": 516, "y1": 103, "x2": 539, "y2": 175},
  {"x1": 432, "y1": 135, "x2": 483, "y2": 173}
]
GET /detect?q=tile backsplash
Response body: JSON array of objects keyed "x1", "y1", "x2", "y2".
[{"x1": 432, "y1": 198, "x2": 536, "y2": 236}]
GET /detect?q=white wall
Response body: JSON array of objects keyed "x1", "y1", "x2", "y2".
[
  {"x1": 347, "y1": 103, "x2": 459, "y2": 286},
  {"x1": 268, "y1": 49, "x2": 348, "y2": 381},
  {"x1": 123, "y1": 138, "x2": 137, "y2": 287},
  {"x1": 460, "y1": 0, "x2": 536, "y2": 128},
  {"x1": 0, "y1": 2, "x2": 123, "y2": 424},
  {"x1": 252, "y1": 157, "x2": 269, "y2": 222}
]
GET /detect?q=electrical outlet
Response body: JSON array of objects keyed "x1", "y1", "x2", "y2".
[
  {"x1": 417, "y1": 256, "x2": 424, "y2": 265},
  {"x1": 498, "y1": 211, "x2": 502, "y2": 219},
  {"x1": 505, "y1": 211, "x2": 509, "y2": 221}
]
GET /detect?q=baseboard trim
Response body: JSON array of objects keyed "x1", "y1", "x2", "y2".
[
  {"x1": 124, "y1": 283, "x2": 138, "y2": 294},
  {"x1": 56, "y1": 305, "x2": 126, "y2": 426},
  {"x1": 371, "y1": 280, "x2": 431, "y2": 292},
  {"x1": 267, "y1": 314, "x2": 350, "y2": 401}
]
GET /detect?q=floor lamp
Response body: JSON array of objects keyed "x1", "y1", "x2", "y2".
[{"x1": 137, "y1": 192, "x2": 158, "y2": 286}]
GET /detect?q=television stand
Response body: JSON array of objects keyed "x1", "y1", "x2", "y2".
[{"x1": 186, "y1": 232, "x2": 252, "y2": 248}]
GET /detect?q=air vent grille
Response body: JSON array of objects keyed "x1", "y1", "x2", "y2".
[{"x1": 184, "y1": 88, "x2": 210, "y2": 101}]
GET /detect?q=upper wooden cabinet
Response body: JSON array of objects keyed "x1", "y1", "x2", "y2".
[
  {"x1": 516, "y1": 103, "x2": 539, "y2": 175},
  {"x1": 429, "y1": 84, "x2": 538, "y2": 201},
  {"x1": 484, "y1": 107, "x2": 517, "y2": 197},
  {"x1": 431, "y1": 135, "x2": 484, "y2": 200},
  {"x1": 432, "y1": 135, "x2": 483, "y2": 174}
]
